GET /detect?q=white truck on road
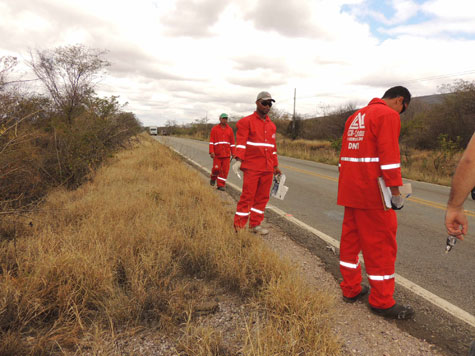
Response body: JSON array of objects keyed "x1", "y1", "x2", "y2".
[{"x1": 149, "y1": 126, "x2": 158, "y2": 135}]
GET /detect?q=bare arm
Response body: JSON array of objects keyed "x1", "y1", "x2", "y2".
[{"x1": 445, "y1": 132, "x2": 475, "y2": 238}]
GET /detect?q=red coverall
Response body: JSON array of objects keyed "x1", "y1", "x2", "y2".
[
  {"x1": 337, "y1": 98, "x2": 403, "y2": 309},
  {"x1": 209, "y1": 124, "x2": 235, "y2": 188},
  {"x1": 234, "y1": 112, "x2": 278, "y2": 228}
]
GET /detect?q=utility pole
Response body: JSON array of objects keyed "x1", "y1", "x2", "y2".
[
  {"x1": 293, "y1": 88, "x2": 296, "y2": 120},
  {"x1": 292, "y1": 88, "x2": 297, "y2": 139}
]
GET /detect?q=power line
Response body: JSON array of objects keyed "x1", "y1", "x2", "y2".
[
  {"x1": 392, "y1": 69, "x2": 475, "y2": 85},
  {"x1": 278, "y1": 69, "x2": 475, "y2": 105}
]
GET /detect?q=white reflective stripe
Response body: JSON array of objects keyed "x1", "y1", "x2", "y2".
[
  {"x1": 272, "y1": 151, "x2": 277, "y2": 155},
  {"x1": 217, "y1": 177, "x2": 226, "y2": 181},
  {"x1": 236, "y1": 145, "x2": 246, "y2": 149},
  {"x1": 340, "y1": 157, "x2": 379, "y2": 163},
  {"x1": 340, "y1": 261, "x2": 359, "y2": 269},
  {"x1": 231, "y1": 144, "x2": 235, "y2": 147},
  {"x1": 209, "y1": 142, "x2": 213, "y2": 145},
  {"x1": 367, "y1": 273, "x2": 395, "y2": 281},
  {"x1": 250, "y1": 207, "x2": 264, "y2": 214},
  {"x1": 235, "y1": 211, "x2": 250, "y2": 216},
  {"x1": 214, "y1": 141, "x2": 230, "y2": 145},
  {"x1": 381, "y1": 163, "x2": 400, "y2": 170},
  {"x1": 246, "y1": 141, "x2": 274, "y2": 148}
]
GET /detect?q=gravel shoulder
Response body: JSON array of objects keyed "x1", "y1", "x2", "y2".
[{"x1": 216, "y1": 189, "x2": 446, "y2": 356}]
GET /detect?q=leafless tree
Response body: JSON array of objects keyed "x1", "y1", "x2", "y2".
[{"x1": 29, "y1": 45, "x2": 110, "y2": 123}]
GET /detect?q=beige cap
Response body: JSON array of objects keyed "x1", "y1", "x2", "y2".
[{"x1": 256, "y1": 91, "x2": 275, "y2": 102}]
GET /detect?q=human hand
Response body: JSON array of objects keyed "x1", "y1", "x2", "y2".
[
  {"x1": 445, "y1": 206, "x2": 467, "y2": 240},
  {"x1": 391, "y1": 195, "x2": 404, "y2": 210},
  {"x1": 210, "y1": 153, "x2": 215, "y2": 159},
  {"x1": 274, "y1": 166, "x2": 281, "y2": 176}
]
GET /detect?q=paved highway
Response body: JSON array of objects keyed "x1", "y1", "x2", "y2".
[{"x1": 157, "y1": 135, "x2": 475, "y2": 318}]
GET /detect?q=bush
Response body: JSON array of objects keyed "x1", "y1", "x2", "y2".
[{"x1": 0, "y1": 48, "x2": 142, "y2": 215}]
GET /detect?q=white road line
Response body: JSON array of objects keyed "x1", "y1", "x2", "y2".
[{"x1": 165, "y1": 142, "x2": 475, "y2": 329}]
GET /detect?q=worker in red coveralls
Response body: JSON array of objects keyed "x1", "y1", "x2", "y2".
[
  {"x1": 209, "y1": 113, "x2": 235, "y2": 191},
  {"x1": 233, "y1": 91, "x2": 281, "y2": 235},
  {"x1": 337, "y1": 86, "x2": 415, "y2": 319}
]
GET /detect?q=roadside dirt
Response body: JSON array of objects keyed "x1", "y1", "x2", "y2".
[
  {"x1": 215, "y1": 189, "x2": 446, "y2": 356},
  {"x1": 91, "y1": 187, "x2": 446, "y2": 356}
]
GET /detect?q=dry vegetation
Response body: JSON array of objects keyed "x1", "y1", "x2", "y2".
[
  {"x1": 164, "y1": 80, "x2": 475, "y2": 186},
  {"x1": 0, "y1": 135, "x2": 341, "y2": 355},
  {"x1": 276, "y1": 137, "x2": 340, "y2": 166}
]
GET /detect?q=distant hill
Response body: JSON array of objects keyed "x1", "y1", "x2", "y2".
[{"x1": 411, "y1": 93, "x2": 445, "y2": 106}]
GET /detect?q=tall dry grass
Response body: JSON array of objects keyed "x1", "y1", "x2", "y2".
[
  {"x1": 276, "y1": 137, "x2": 340, "y2": 165},
  {"x1": 0, "y1": 135, "x2": 341, "y2": 355},
  {"x1": 276, "y1": 137, "x2": 460, "y2": 185}
]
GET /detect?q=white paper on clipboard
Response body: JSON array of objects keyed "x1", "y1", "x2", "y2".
[
  {"x1": 271, "y1": 174, "x2": 289, "y2": 200},
  {"x1": 378, "y1": 177, "x2": 412, "y2": 209}
]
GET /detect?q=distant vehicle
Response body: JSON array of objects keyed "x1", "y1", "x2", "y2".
[
  {"x1": 149, "y1": 126, "x2": 158, "y2": 135},
  {"x1": 160, "y1": 129, "x2": 169, "y2": 136}
]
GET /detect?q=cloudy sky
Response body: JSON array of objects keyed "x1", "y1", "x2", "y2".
[{"x1": 1, "y1": 0, "x2": 475, "y2": 126}]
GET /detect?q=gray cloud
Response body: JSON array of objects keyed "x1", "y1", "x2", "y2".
[
  {"x1": 245, "y1": 0, "x2": 326, "y2": 38},
  {"x1": 227, "y1": 76, "x2": 286, "y2": 88},
  {"x1": 232, "y1": 55, "x2": 290, "y2": 73},
  {"x1": 0, "y1": 0, "x2": 104, "y2": 50},
  {"x1": 314, "y1": 56, "x2": 349, "y2": 66},
  {"x1": 161, "y1": 0, "x2": 230, "y2": 37}
]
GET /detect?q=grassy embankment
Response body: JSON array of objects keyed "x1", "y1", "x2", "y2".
[{"x1": 0, "y1": 135, "x2": 341, "y2": 355}]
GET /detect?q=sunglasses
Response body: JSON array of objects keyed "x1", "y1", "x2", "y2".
[{"x1": 260, "y1": 100, "x2": 273, "y2": 107}]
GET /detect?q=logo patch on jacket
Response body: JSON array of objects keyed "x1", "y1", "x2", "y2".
[{"x1": 347, "y1": 112, "x2": 366, "y2": 145}]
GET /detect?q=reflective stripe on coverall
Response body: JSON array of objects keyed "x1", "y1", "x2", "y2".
[
  {"x1": 209, "y1": 124, "x2": 235, "y2": 186},
  {"x1": 211, "y1": 157, "x2": 230, "y2": 187},
  {"x1": 337, "y1": 98, "x2": 402, "y2": 309},
  {"x1": 233, "y1": 112, "x2": 278, "y2": 228},
  {"x1": 339, "y1": 207, "x2": 397, "y2": 309},
  {"x1": 234, "y1": 169, "x2": 273, "y2": 228}
]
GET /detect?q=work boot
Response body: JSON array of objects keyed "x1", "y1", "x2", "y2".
[
  {"x1": 217, "y1": 186, "x2": 225, "y2": 191},
  {"x1": 471, "y1": 188, "x2": 475, "y2": 200},
  {"x1": 210, "y1": 179, "x2": 216, "y2": 186},
  {"x1": 251, "y1": 225, "x2": 269, "y2": 235},
  {"x1": 370, "y1": 303, "x2": 415, "y2": 320},
  {"x1": 343, "y1": 285, "x2": 369, "y2": 303}
]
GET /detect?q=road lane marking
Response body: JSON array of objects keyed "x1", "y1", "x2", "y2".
[
  {"x1": 163, "y1": 142, "x2": 475, "y2": 329},
  {"x1": 280, "y1": 164, "x2": 338, "y2": 182},
  {"x1": 169, "y1": 138, "x2": 475, "y2": 217},
  {"x1": 281, "y1": 163, "x2": 475, "y2": 217}
]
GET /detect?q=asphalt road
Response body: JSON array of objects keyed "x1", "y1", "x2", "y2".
[{"x1": 156, "y1": 135, "x2": 475, "y2": 318}]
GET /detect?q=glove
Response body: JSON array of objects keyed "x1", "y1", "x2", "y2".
[{"x1": 391, "y1": 194, "x2": 404, "y2": 210}]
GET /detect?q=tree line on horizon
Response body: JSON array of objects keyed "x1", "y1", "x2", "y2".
[{"x1": 160, "y1": 80, "x2": 475, "y2": 153}]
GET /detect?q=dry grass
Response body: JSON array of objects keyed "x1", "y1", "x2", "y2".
[
  {"x1": 276, "y1": 137, "x2": 460, "y2": 185},
  {"x1": 0, "y1": 134, "x2": 341, "y2": 355},
  {"x1": 276, "y1": 137, "x2": 340, "y2": 165},
  {"x1": 400, "y1": 147, "x2": 462, "y2": 186}
]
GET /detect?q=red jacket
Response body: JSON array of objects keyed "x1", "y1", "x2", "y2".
[
  {"x1": 337, "y1": 98, "x2": 403, "y2": 209},
  {"x1": 234, "y1": 112, "x2": 278, "y2": 172},
  {"x1": 209, "y1": 124, "x2": 235, "y2": 158}
]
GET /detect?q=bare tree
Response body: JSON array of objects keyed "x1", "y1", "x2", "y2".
[
  {"x1": 29, "y1": 45, "x2": 110, "y2": 123},
  {"x1": 0, "y1": 56, "x2": 18, "y2": 91}
]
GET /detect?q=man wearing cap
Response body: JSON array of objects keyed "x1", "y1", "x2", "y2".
[
  {"x1": 233, "y1": 91, "x2": 281, "y2": 235},
  {"x1": 209, "y1": 113, "x2": 235, "y2": 191}
]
